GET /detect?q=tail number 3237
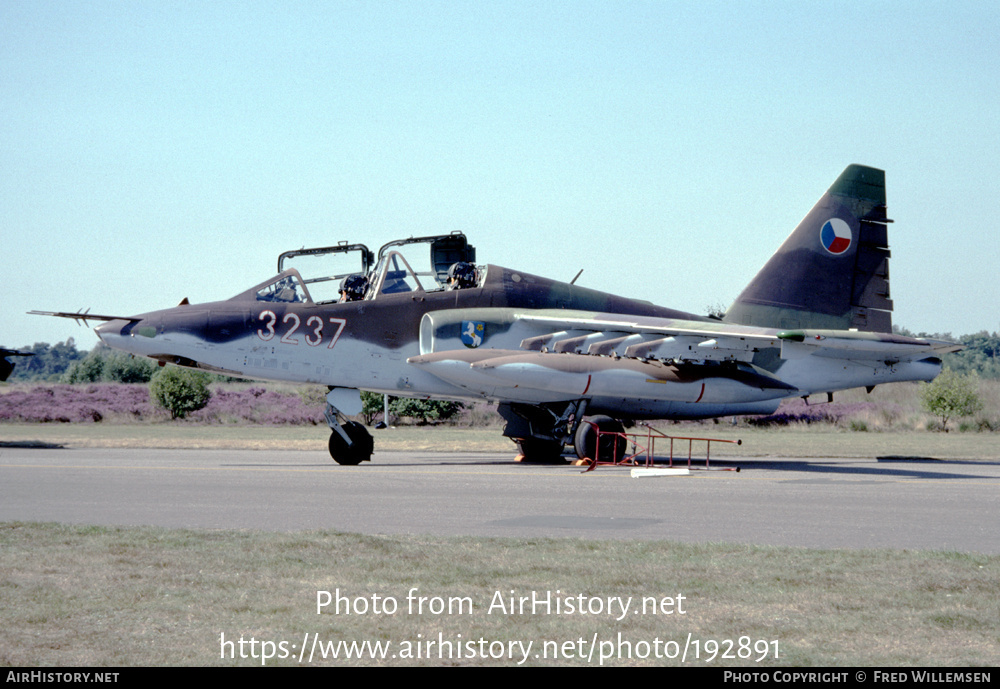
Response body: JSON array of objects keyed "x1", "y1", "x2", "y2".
[{"x1": 257, "y1": 311, "x2": 347, "y2": 349}]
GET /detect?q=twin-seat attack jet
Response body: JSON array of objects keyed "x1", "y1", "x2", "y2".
[
  {"x1": 0, "y1": 349, "x2": 34, "y2": 382},
  {"x1": 33, "y1": 166, "x2": 960, "y2": 464}
]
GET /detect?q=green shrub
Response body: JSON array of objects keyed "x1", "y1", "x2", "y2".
[
  {"x1": 390, "y1": 397, "x2": 463, "y2": 424},
  {"x1": 149, "y1": 367, "x2": 211, "y2": 419},
  {"x1": 920, "y1": 369, "x2": 983, "y2": 432},
  {"x1": 360, "y1": 390, "x2": 386, "y2": 425},
  {"x1": 61, "y1": 351, "x2": 105, "y2": 383},
  {"x1": 104, "y1": 352, "x2": 156, "y2": 383}
]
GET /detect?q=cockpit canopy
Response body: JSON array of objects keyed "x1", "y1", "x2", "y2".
[
  {"x1": 369, "y1": 251, "x2": 425, "y2": 295},
  {"x1": 253, "y1": 274, "x2": 309, "y2": 303},
  {"x1": 260, "y1": 231, "x2": 480, "y2": 304}
]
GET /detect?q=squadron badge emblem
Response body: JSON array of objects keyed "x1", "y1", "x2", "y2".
[{"x1": 461, "y1": 321, "x2": 485, "y2": 348}]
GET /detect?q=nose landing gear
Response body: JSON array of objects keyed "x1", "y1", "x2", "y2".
[
  {"x1": 327, "y1": 420, "x2": 374, "y2": 465},
  {"x1": 324, "y1": 388, "x2": 373, "y2": 465}
]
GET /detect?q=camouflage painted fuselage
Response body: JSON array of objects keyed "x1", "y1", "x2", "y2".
[
  {"x1": 95, "y1": 259, "x2": 947, "y2": 422},
  {"x1": 97, "y1": 263, "x2": 750, "y2": 415}
]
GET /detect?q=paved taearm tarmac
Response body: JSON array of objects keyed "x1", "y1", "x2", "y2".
[{"x1": 2, "y1": 446, "x2": 998, "y2": 553}]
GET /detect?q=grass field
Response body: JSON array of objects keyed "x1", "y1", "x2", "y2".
[
  {"x1": 3, "y1": 383, "x2": 998, "y2": 667},
  {"x1": 2, "y1": 523, "x2": 998, "y2": 667}
]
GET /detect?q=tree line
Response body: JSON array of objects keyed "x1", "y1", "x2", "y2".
[{"x1": 1, "y1": 340, "x2": 157, "y2": 384}]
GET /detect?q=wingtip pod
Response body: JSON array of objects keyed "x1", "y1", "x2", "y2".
[{"x1": 724, "y1": 164, "x2": 893, "y2": 334}]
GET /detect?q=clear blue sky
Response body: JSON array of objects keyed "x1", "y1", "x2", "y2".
[{"x1": 3, "y1": 1, "x2": 998, "y2": 350}]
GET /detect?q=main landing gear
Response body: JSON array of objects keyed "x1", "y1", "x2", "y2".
[
  {"x1": 573, "y1": 415, "x2": 627, "y2": 464},
  {"x1": 324, "y1": 388, "x2": 373, "y2": 465},
  {"x1": 499, "y1": 401, "x2": 630, "y2": 464}
]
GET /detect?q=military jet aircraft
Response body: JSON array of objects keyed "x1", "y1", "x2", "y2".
[
  {"x1": 33, "y1": 165, "x2": 960, "y2": 464},
  {"x1": 1, "y1": 348, "x2": 34, "y2": 382}
]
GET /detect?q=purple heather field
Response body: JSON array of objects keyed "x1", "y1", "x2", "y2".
[
  {"x1": 0, "y1": 384, "x2": 325, "y2": 425},
  {"x1": 744, "y1": 398, "x2": 892, "y2": 426},
  {"x1": 0, "y1": 382, "x2": 897, "y2": 429}
]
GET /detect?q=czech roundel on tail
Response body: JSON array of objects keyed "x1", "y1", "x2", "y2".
[{"x1": 32, "y1": 166, "x2": 962, "y2": 464}]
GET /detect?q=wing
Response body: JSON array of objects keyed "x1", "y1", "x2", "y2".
[
  {"x1": 407, "y1": 308, "x2": 960, "y2": 405},
  {"x1": 409, "y1": 309, "x2": 792, "y2": 405}
]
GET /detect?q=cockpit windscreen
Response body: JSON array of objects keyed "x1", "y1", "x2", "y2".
[{"x1": 255, "y1": 275, "x2": 309, "y2": 303}]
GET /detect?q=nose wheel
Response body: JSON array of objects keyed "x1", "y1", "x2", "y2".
[
  {"x1": 324, "y1": 389, "x2": 373, "y2": 465},
  {"x1": 328, "y1": 420, "x2": 374, "y2": 465}
]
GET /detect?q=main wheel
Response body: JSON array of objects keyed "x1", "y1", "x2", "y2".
[
  {"x1": 328, "y1": 421, "x2": 374, "y2": 465},
  {"x1": 574, "y1": 415, "x2": 627, "y2": 463},
  {"x1": 516, "y1": 438, "x2": 565, "y2": 464}
]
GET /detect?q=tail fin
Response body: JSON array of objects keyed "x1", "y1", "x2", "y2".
[{"x1": 724, "y1": 164, "x2": 893, "y2": 332}]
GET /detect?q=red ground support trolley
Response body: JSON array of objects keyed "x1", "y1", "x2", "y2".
[{"x1": 579, "y1": 421, "x2": 742, "y2": 473}]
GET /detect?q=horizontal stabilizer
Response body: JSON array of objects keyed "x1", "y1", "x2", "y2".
[{"x1": 777, "y1": 329, "x2": 963, "y2": 361}]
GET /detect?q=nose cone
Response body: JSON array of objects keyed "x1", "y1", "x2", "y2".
[
  {"x1": 95, "y1": 317, "x2": 159, "y2": 357},
  {"x1": 95, "y1": 318, "x2": 132, "y2": 345}
]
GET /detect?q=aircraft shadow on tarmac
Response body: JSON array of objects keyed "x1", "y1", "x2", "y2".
[
  {"x1": 700, "y1": 457, "x2": 1000, "y2": 481},
  {"x1": 224, "y1": 454, "x2": 1000, "y2": 481},
  {"x1": 0, "y1": 440, "x2": 65, "y2": 449},
  {"x1": 224, "y1": 457, "x2": 542, "y2": 469}
]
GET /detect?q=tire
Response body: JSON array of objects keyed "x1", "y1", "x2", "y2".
[
  {"x1": 328, "y1": 421, "x2": 374, "y2": 465},
  {"x1": 574, "y1": 415, "x2": 626, "y2": 463}
]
